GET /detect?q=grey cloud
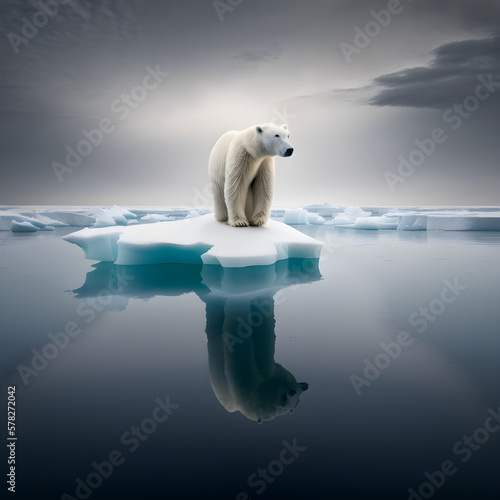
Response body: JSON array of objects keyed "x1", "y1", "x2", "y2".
[{"x1": 370, "y1": 36, "x2": 500, "y2": 108}]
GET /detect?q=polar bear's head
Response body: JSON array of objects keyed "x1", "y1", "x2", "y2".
[{"x1": 256, "y1": 123, "x2": 294, "y2": 158}]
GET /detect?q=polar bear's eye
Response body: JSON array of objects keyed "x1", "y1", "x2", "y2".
[{"x1": 275, "y1": 134, "x2": 279, "y2": 137}]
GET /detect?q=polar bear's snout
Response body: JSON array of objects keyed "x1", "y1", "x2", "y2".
[{"x1": 279, "y1": 141, "x2": 294, "y2": 157}]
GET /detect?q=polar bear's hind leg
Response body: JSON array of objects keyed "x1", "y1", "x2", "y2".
[
  {"x1": 212, "y1": 180, "x2": 228, "y2": 222},
  {"x1": 244, "y1": 188, "x2": 254, "y2": 221}
]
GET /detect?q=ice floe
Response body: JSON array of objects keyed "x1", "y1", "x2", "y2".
[
  {"x1": 11, "y1": 220, "x2": 40, "y2": 232},
  {"x1": 283, "y1": 208, "x2": 325, "y2": 225},
  {"x1": 63, "y1": 213, "x2": 323, "y2": 267},
  {"x1": 324, "y1": 207, "x2": 500, "y2": 231}
]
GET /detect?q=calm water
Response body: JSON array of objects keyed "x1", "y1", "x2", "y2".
[{"x1": 2, "y1": 222, "x2": 500, "y2": 500}]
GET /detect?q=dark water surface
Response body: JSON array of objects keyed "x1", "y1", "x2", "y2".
[{"x1": 2, "y1": 225, "x2": 500, "y2": 499}]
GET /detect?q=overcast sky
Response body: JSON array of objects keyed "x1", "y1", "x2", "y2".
[{"x1": 1, "y1": 0, "x2": 499, "y2": 207}]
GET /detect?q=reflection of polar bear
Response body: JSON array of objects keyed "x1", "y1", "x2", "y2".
[
  {"x1": 208, "y1": 123, "x2": 293, "y2": 227},
  {"x1": 205, "y1": 296, "x2": 308, "y2": 423}
]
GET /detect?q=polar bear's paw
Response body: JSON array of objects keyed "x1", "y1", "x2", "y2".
[
  {"x1": 229, "y1": 217, "x2": 249, "y2": 227},
  {"x1": 249, "y1": 214, "x2": 268, "y2": 227}
]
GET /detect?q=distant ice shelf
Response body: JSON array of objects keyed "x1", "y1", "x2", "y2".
[
  {"x1": 1, "y1": 205, "x2": 499, "y2": 233},
  {"x1": 325, "y1": 209, "x2": 500, "y2": 231},
  {"x1": 63, "y1": 213, "x2": 323, "y2": 268}
]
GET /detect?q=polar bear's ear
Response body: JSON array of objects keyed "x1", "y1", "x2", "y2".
[
  {"x1": 298, "y1": 382, "x2": 309, "y2": 392},
  {"x1": 281, "y1": 124, "x2": 288, "y2": 130},
  {"x1": 256, "y1": 125, "x2": 263, "y2": 133}
]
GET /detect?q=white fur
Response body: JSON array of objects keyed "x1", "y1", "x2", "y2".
[{"x1": 208, "y1": 123, "x2": 293, "y2": 227}]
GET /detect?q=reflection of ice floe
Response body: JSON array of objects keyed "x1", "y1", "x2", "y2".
[{"x1": 63, "y1": 214, "x2": 323, "y2": 268}]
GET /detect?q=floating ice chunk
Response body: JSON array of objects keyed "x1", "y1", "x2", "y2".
[
  {"x1": 93, "y1": 208, "x2": 117, "y2": 227},
  {"x1": 0, "y1": 211, "x2": 46, "y2": 230},
  {"x1": 186, "y1": 210, "x2": 202, "y2": 219},
  {"x1": 328, "y1": 216, "x2": 353, "y2": 226},
  {"x1": 378, "y1": 216, "x2": 399, "y2": 230},
  {"x1": 337, "y1": 215, "x2": 399, "y2": 230},
  {"x1": 427, "y1": 215, "x2": 500, "y2": 231},
  {"x1": 63, "y1": 213, "x2": 323, "y2": 268},
  {"x1": 308, "y1": 212, "x2": 325, "y2": 225},
  {"x1": 344, "y1": 206, "x2": 371, "y2": 219},
  {"x1": 64, "y1": 226, "x2": 123, "y2": 261},
  {"x1": 397, "y1": 215, "x2": 427, "y2": 231},
  {"x1": 283, "y1": 208, "x2": 309, "y2": 225},
  {"x1": 304, "y1": 203, "x2": 340, "y2": 218},
  {"x1": 195, "y1": 208, "x2": 213, "y2": 216},
  {"x1": 140, "y1": 213, "x2": 170, "y2": 222},
  {"x1": 317, "y1": 207, "x2": 340, "y2": 218},
  {"x1": 104, "y1": 207, "x2": 128, "y2": 226},
  {"x1": 11, "y1": 220, "x2": 39, "y2": 232},
  {"x1": 40, "y1": 211, "x2": 95, "y2": 226},
  {"x1": 111, "y1": 205, "x2": 137, "y2": 220},
  {"x1": 39, "y1": 225, "x2": 56, "y2": 231},
  {"x1": 138, "y1": 208, "x2": 189, "y2": 219},
  {"x1": 385, "y1": 210, "x2": 500, "y2": 231},
  {"x1": 270, "y1": 209, "x2": 285, "y2": 219},
  {"x1": 328, "y1": 206, "x2": 372, "y2": 226},
  {"x1": 349, "y1": 217, "x2": 380, "y2": 230},
  {"x1": 29, "y1": 214, "x2": 67, "y2": 227}
]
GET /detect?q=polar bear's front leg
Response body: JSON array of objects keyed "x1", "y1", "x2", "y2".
[
  {"x1": 225, "y1": 158, "x2": 251, "y2": 227},
  {"x1": 249, "y1": 158, "x2": 275, "y2": 227}
]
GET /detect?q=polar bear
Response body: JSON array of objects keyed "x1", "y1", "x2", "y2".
[{"x1": 208, "y1": 123, "x2": 293, "y2": 227}]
